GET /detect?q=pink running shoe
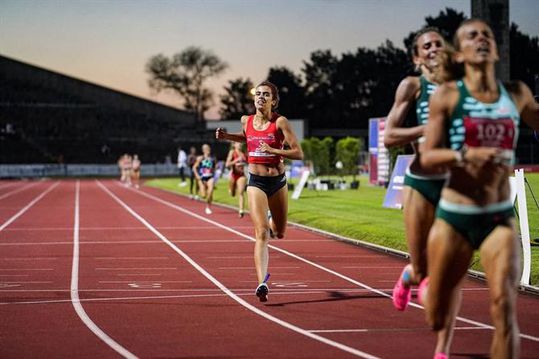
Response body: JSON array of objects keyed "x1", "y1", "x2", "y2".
[
  {"x1": 392, "y1": 267, "x2": 412, "y2": 311},
  {"x1": 418, "y1": 277, "x2": 430, "y2": 305},
  {"x1": 433, "y1": 352, "x2": 448, "y2": 359}
]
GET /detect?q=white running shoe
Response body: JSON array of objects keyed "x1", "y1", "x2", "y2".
[{"x1": 205, "y1": 207, "x2": 212, "y2": 215}]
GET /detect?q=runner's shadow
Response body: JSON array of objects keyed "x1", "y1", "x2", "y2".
[
  {"x1": 265, "y1": 290, "x2": 388, "y2": 307},
  {"x1": 450, "y1": 354, "x2": 488, "y2": 359}
]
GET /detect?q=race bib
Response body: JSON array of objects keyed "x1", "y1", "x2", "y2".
[{"x1": 463, "y1": 117, "x2": 515, "y2": 149}]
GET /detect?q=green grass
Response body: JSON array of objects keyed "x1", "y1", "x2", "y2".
[{"x1": 146, "y1": 173, "x2": 539, "y2": 286}]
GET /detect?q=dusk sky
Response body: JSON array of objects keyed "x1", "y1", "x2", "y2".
[{"x1": 1, "y1": 0, "x2": 538, "y2": 119}]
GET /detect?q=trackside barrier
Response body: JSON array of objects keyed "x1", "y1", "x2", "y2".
[
  {"x1": 514, "y1": 168, "x2": 532, "y2": 285},
  {"x1": 0, "y1": 164, "x2": 178, "y2": 178}
]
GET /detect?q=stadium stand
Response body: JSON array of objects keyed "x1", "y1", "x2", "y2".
[{"x1": 0, "y1": 54, "x2": 216, "y2": 164}]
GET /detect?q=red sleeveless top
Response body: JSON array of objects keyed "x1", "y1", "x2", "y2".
[
  {"x1": 231, "y1": 150, "x2": 246, "y2": 176},
  {"x1": 245, "y1": 113, "x2": 284, "y2": 165}
]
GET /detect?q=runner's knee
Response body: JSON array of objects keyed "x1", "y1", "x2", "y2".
[{"x1": 254, "y1": 225, "x2": 270, "y2": 241}]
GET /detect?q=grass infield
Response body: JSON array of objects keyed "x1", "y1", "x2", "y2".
[{"x1": 146, "y1": 173, "x2": 539, "y2": 286}]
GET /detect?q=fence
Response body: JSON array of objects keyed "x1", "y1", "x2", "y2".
[{"x1": 0, "y1": 164, "x2": 178, "y2": 178}]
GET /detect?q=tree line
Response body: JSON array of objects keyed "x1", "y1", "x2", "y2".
[{"x1": 146, "y1": 7, "x2": 539, "y2": 130}]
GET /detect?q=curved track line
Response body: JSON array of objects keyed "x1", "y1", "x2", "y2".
[
  {"x1": 98, "y1": 181, "x2": 379, "y2": 359},
  {"x1": 130, "y1": 184, "x2": 539, "y2": 343},
  {"x1": 71, "y1": 181, "x2": 137, "y2": 359},
  {"x1": 0, "y1": 182, "x2": 59, "y2": 232}
]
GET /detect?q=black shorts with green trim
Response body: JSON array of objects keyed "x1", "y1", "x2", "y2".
[
  {"x1": 436, "y1": 200, "x2": 515, "y2": 250},
  {"x1": 403, "y1": 171, "x2": 445, "y2": 206}
]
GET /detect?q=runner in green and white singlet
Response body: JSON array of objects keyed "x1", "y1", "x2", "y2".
[
  {"x1": 384, "y1": 27, "x2": 458, "y2": 359},
  {"x1": 421, "y1": 19, "x2": 539, "y2": 359}
]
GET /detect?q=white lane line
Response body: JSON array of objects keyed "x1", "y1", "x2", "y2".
[
  {"x1": 0, "y1": 182, "x2": 60, "y2": 232},
  {"x1": 133, "y1": 183, "x2": 539, "y2": 343},
  {"x1": 342, "y1": 266, "x2": 403, "y2": 269},
  {"x1": 0, "y1": 281, "x2": 52, "y2": 284},
  {"x1": 0, "y1": 269, "x2": 53, "y2": 271},
  {"x1": 99, "y1": 181, "x2": 379, "y2": 359},
  {"x1": 95, "y1": 257, "x2": 169, "y2": 260},
  {"x1": 209, "y1": 256, "x2": 251, "y2": 259},
  {"x1": 0, "y1": 226, "x2": 252, "y2": 231},
  {"x1": 99, "y1": 280, "x2": 191, "y2": 283},
  {"x1": 0, "y1": 287, "x2": 389, "y2": 293},
  {"x1": 0, "y1": 239, "x2": 328, "y2": 246},
  {"x1": 309, "y1": 326, "x2": 492, "y2": 334},
  {"x1": 316, "y1": 255, "x2": 382, "y2": 258},
  {"x1": 95, "y1": 267, "x2": 177, "y2": 271},
  {"x1": 0, "y1": 289, "x2": 355, "y2": 306},
  {"x1": 218, "y1": 266, "x2": 300, "y2": 270},
  {"x1": 2, "y1": 258, "x2": 57, "y2": 261},
  {"x1": 71, "y1": 181, "x2": 137, "y2": 359},
  {"x1": 0, "y1": 182, "x2": 37, "y2": 201},
  {"x1": 0, "y1": 241, "x2": 157, "y2": 246}
]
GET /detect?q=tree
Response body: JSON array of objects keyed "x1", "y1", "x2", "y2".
[
  {"x1": 302, "y1": 43, "x2": 408, "y2": 129},
  {"x1": 302, "y1": 50, "x2": 339, "y2": 127},
  {"x1": 335, "y1": 137, "x2": 362, "y2": 179},
  {"x1": 146, "y1": 46, "x2": 228, "y2": 122},
  {"x1": 267, "y1": 67, "x2": 307, "y2": 118},
  {"x1": 300, "y1": 136, "x2": 333, "y2": 176},
  {"x1": 320, "y1": 137, "x2": 334, "y2": 175},
  {"x1": 403, "y1": 8, "x2": 467, "y2": 53},
  {"x1": 402, "y1": 8, "x2": 539, "y2": 96},
  {"x1": 220, "y1": 78, "x2": 254, "y2": 120},
  {"x1": 510, "y1": 23, "x2": 539, "y2": 92}
]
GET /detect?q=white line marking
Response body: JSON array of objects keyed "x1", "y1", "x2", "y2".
[
  {"x1": 0, "y1": 281, "x2": 52, "y2": 284},
  {"x1": 0, "y1": 239, "x2": 328, "y2": 246},
  {"x1": 342, "y1": 266, "x2": 403, "y2": 269},
  {"x1": 315, "y1": 255, "x2": 382, "y2": 258},
  {"x1": 0, "y1": 241, "x2": 157, "y2": 246},
  {"x1": 99, "y1": 281, "x2": 191, "y2": 283},
  {"x1": 2, "y1": 258, "x2": 57, "y2": 261},
  {"x1": 95, "y1": 257, "x2": 169, "y2": 260},
  {"x1": 95, "y1": 267, "x2": 177, "y2": 271},
  {"x1": 0, "y1": 289, "x2": 355, "y2": 306},
  {"x1": 0, "y1": 287, "x2": 384, "y2": 293},
  {"x1": 218, "y1": 266, "x2": 300, "y2": 270},
  {"x1": 209, "y1": 256, "x2": 250, "y2": 259},
  {"x1": 71, "y1": 181, "x2": 137, "y2": 359},
  {"x1": 308, "y1": 326, "x2": 492, "y2": 334},
  {"x1": 0, "y1": 182, "x2": 37, "y2": 201},
  {"x1": 132, "y1": 183, "x2": 539, "y2": 343},
  {"x1": 0, "y1": 182, "x2": 59, "y2": 232},
  {"x1": 0, "y1": 269, "x2": 53, "y2": 271},
  {"x1": 99, "y1": 181, "x2": 379, "y2": 359}
]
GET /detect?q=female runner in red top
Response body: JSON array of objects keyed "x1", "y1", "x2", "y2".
[
  {"x1": 225, "y1": 142, "x2": 247, "y2": 218},
  {"x1": 216, "y1": 81, "x2": 303, "y2": 302}
]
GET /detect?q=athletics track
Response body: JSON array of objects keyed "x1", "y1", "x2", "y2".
[{"x1": 0, "y1": 180, "x2": 538, "y2": 358}]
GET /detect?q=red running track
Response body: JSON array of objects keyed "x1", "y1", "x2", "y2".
[{"x1": 0, "y1": 179, "x2": 538, "y2": 358}]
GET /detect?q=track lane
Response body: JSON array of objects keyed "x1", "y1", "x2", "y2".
[
  {"x1": 102, "y1": 181, "x2": 441, "y2": 357},
  {"x1": 0, "y1": 181, "x2": 123, "y2": 358},
  {"x1": 131, "y1": 181, "x2": 539, "y2": 358},
  {"x1": 2, "y1": 179, "x2": 538, "y2": 358},
  {"x1": 76, "y1": 180, "x2": 367, "y2": 358}
]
